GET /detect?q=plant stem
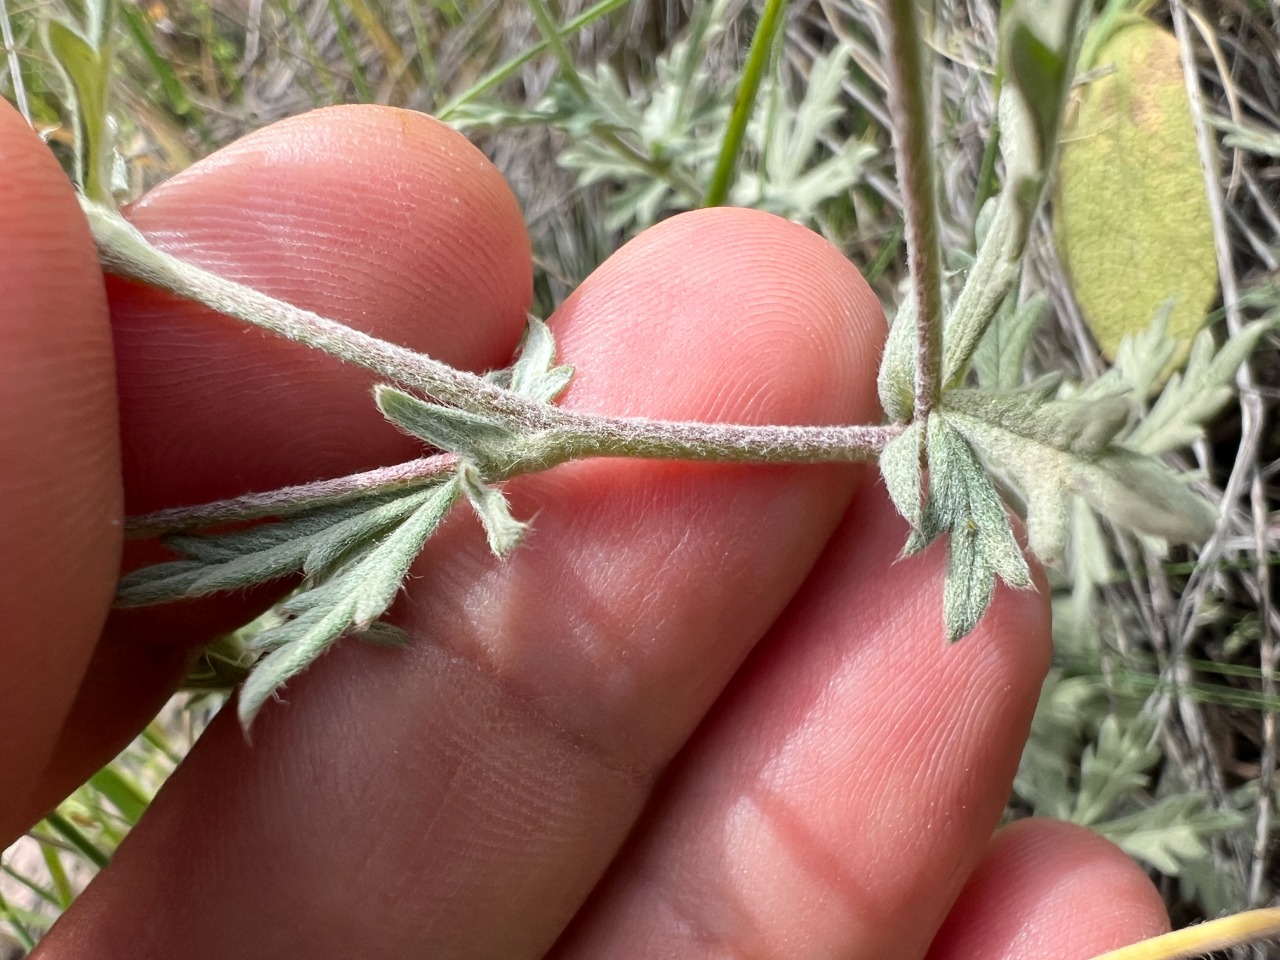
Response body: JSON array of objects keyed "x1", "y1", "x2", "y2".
[
  {"x1": 81, "y1": 199, "x2": 543, "y2": 423},
  {"x1": 881, "y1": 0, "x2": 944, "y2": 424},
  {"x1": 703, "y1": 0, "x2": 788, "y2": 207},
  {"x1": 436, "y1": 0, "x2": 633, "y2": 121},
  {"x1": 124, "y1": 454, "x2": 460, "y2": 538},
  {"x1": 86, "y1": 200, "x2": 901, "y2": 537},
  {"x1": 555, "y1": 414, "x2": 902, "y2": 465}
]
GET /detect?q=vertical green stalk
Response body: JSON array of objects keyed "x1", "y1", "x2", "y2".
[
  {"x1": 703, "y1": 0, "x2": 789, "y2": 207},
  {"x1": 327, "y1": 0, "x2": 373, "y2": 102},
  {"x1": 882, "y1": 0, "x2": 945, "y2": 424}
]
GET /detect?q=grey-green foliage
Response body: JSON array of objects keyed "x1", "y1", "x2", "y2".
[
  {"x1": 733, "y1": 45, "x2": 876, "y2": 220},
  {"x1": 880, "y1": 417, "x2": 1030, "y2": 641},
  {"x1": 881, "y1": 296, "x2": 1275, "y2": 641},
  {"x1": 236, "y1": 480, "x2": 460, "y2": 729},
  {"x1": 1015, "y1": 668, "x2": 1245, "y2": 883},
  {"x1": 450, "y1": 1, "x2": 872, "y2": 233},
  {"x1": 113, "y1": 317, "x2": 573, "y2": 731}
]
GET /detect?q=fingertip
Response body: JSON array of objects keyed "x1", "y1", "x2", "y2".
[
  {"x1": 113, "y1": 105, "x2": 532, "y2": 511},
  {"x1": 928, "y1": 818, "x2": 1170, "y2": 960},
  {"x1": 0, "y1": 99, "x2": 122, "y2": 840},
  {"x1": 553, "y1": 206, "x2": 885, "y2": 427}
]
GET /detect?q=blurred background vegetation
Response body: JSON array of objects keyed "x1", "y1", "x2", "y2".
[{"x1": 2, "y1": 0, "x2": 1279, "y2": 954}]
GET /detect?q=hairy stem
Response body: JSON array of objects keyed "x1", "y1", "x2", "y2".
[
  {"x1": 85, "y1": 201, "x2": 900, "y2": 537},
  {"x1": 555, "y1": 414, "x2": 902, "y2": 464},
  {"x1": 81, "y1": 199, "x2": 544, "y2": 423},
  {"x1": 881, "y1": 0, "x2": 944, "y2": 423},
  {"x1": 125, "y1": 454, "x2": 459, "y2": 538}
]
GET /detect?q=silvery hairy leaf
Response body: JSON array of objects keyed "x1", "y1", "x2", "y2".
[
  {"x1": 971, "y1": 293, "x2": 1049, "y2": 390},
  {"x1": 941, "y1": 389, "x2": 1217, "y2": 563},
  {"x1": 876, "y1": 294, "x2": 917, "y2": 422},
  {"x1": 508, "y1": 316, "x2": 575, "y2": 403},
  {"x1": 458, "y1": 461, "x2": 527, "y2": 558},
  {"x1": 1128, "y1": 317, "x2": 1277, "y2": 455},
  {"x1": 880, "y1": 415, "x2": 1030, "y2": 640},
  {"x1": 878, "y1": 421, "x2": 925, "y2": 539},
  {"x1": 114, "y1": 492, "x2": 428, "y2": 608},
  {"x1": 926, "y1": 415, "x2": 1032, "y2": 641},
  {"x1": 236, "y1": 479, "x2": 460, "y2": 729}
]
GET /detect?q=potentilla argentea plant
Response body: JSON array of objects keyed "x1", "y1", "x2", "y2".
[
  {"x1": 58, "y1": 2, "x2": 1280, "y2": 954},
  {"x1": 79, "y1": 0, "x2": 1265, "y2": 733}
]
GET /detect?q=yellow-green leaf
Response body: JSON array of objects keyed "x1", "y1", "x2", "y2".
[{"x1": 1055, "y1": 18, "x2": 1217, "y2": 377}]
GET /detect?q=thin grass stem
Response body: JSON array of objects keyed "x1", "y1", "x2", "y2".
[
  {"x1": 1085, "y1": 908, "x2": 1280, "y2": 960},
  {"x1": 703, "y1": 0, "x2": 788, "y2": 207},
  {"x1": 41, "y1": 814, "x2": 110, "y2": 870}
]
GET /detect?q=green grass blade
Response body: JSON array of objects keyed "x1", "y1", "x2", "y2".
[
  {"x1": 88, "y1": 766, "x2": 150, "y2": 825},
  {"x1": 703, "y1": 0, "x2": 788, "y2": 207},
  {"x1": 327, "y1": 0, "x2": 373, "y2": 102},
  {"x1": 42, "y1": 812, "x2": 110, "y2": 869}
]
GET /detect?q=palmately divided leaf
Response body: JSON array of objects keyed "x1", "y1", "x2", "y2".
[
  {"x1": 164, "y1": 498, "x2": 379, "y2": 565},
  {"x1": 458, "y1": 461, "x2": 527, "y2": 558},
  {"x1": 236, "y1": 480, "x2": 460, "y2": 730},
  {"x1": 348, "y1": 481, "x2": 459, "y2": 626},
  {"x1": 971, "y1": 293, "x2": 1049, "y2": 390},
  {"x1": 238, "y1": 596, "x2": 360, "y2": 730},
  {"x1": 114, "y1": 493, "x2": 425, "y2": 608},
  {"x1": 926, "y1": 415, "x2": 1032, "y2": 641},
  {"x1": 940, "y1": 389, "x2": 1217, "y2": 562},
  {"x1": 1128, "y1": 317, "x2": 1277, "y2": 455},
  {"x1": 302, "y1": 487, "x2": 441, "y2": 578},
  {"x1": 117, "y1": 533, "x2": 313, "y2": 607}
]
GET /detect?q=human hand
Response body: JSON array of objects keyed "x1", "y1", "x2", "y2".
[{"x1": 1, "y1": 99, "x2": 1169, "y2": 959}]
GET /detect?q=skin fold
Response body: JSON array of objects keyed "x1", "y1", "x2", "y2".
[{"x1": 0, "y1": 98, "x2": 1169, "y2": 959}]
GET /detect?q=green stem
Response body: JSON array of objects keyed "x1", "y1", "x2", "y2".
[
  {"x1": 882, "y1": 0, "x2": 945, "y2": 424},
  {"x1": 125, "y1": 454, "x2": 460, "y2": 538},
  {"x1": 554, "y1": 415, "x2": 902, "y2": 465},
  {"x1": 703, "y1": 0, "x2": 789, "y2": 207},
  {"x1": 87, "y1": 200, "x2": 901, "y2": 539},
  {"x1": 43, "y1": 813, "x2": 111, "y2": 869}
]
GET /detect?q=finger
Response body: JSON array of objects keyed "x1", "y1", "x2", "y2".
[
  {"x1": 113, "y1": 104, "x2": 531, "y2": 513},
  {"x1": 550, "y1": 482, "x2": 1051, "y2": 960},
  {"x1": 926, "y1": 819, "x2": 1169, "y2": 960},
  {"x1": 33, "y1": 207, "x2": 885, "y2": 960},
  {"x1": 17, "y1": 105, "x2": 532, "y2": 833},
  {"x1": 0, "y1": 100, "x2": 121, "y2": 840}
]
